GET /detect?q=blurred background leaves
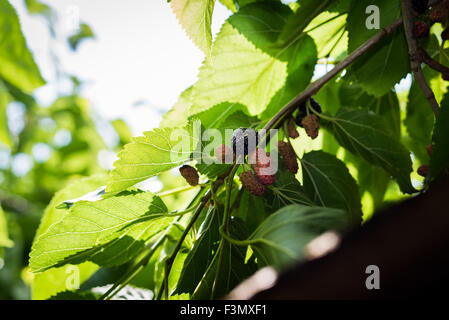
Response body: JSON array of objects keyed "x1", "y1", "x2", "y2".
[{"x1": 0, "y1": 0, "x2": 131, "y2": 299}]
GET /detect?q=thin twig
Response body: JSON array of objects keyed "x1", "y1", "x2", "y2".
[
  {"x1": 420, "y1": 46, "x2": 449, "y2": 79},
  {"x1": 261, "y1": 17, "x2": 404, "y2": 137},
  {"x1": 402, "y1": 0, "x2": 439, "y2": 116},
  {"x1": 156, "y1": 169, "x2": 231, "y2": 300}
]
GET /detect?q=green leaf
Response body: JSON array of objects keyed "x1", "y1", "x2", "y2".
[
  {"x1": 339, "y1": 80, "x2": 401, "y2": 138},
  {"x1": 25, "y1": 0, "x2": 52, "y2": 15},
  {"x1": 0, "y1": 205, "x2": 13, "y2": 248},
  {"x1": 0, "y1": 0, "x2": 45, "y2": 92},
  {"x1": 239, "y1": 163, "x2": 314, "y2": 233},
  {"x1": 170, "y1": 0, "x2": 216, "y2": 55},
  {"x1": 190, "y1": 2, "x2": 316, "y2": 118},
  {"x1": 160, "y1": 87, "x2": 193, "y2": 129},
  {"x1": 404, "y1": 34, "x2": 448, "y2": 164},
  {"x1": 111, "y1": 119, "x2": 133, "y2": 145},
  {"x1": 314, "y1": 79, "x2": 343, "y2": 155},
  {"x1": 301, "y1": 151, "x2": 361, "y2": 224},
  {"x1": 0, "y1": 82, "x2": 12, "y2": 147},
  {"x1": 24, "y1": 0, "x2": 55, "y2": 33},
  {"x1": 338, "y1": 80, "x2": 401, "y2": 207},
  {"x1": 238, "y1": 190, "x2": 269, "y2": 233},
  {"x1": 32, "y1": 262, "x2": 99, "y2": 300},
  {"x1": 34, "y1": 175, "x2": 108, "y2": 239},
  {"x1": 192, "y1": 103, "x2": 252, "y2": 130},
  {"x1": 219, "y1": 0, "x2": 237, "y2": 12},
  {"x1": 429, "y1": 94, "x2": 449, "y2": 181},
  {"x1": 31, "y1": 175, "x2": 107, "y2": 300},
  {"x1": 346, "y1": 0, "x2": 409, "y2": 97},
  {"x1": 68, "y1": 23, "x2": 95, "y2": 51},
  {"x1": 192, "y1": 217, "x2": 256, "y2": 299},
  {"x1": 404, "y1": 67, "x2": 437, "y2": 164},
  {"x1": 107, "y1": 122, "x2": 200, "y2": 193},
  {"x1": 249, "y1": 204, "x2": 350, "y2": 269},
  {"x1": 322, "y1": 108, "x2": 416, "y2": 194},
  {"x1": 344, "y1": 151, "x2": 389, "y2": 210},
  {"x1": 29, "y1": 190, "x2": 173, "y2": 272},
  {"x1": 276, "y1": 0, "x2": 337, "y2": 47},
  {"x1": 306, "y1": 11, "x2": 348, "y2": 59},
  {"x1": 175, "y1": 207, "x2": 220, "y2": 294},
  {"x1": 267, "y1": 163, "x2": 314, "y2": 210},
  {"x1": 47, "y1": 291, "x2": 97, "y2": 300}
]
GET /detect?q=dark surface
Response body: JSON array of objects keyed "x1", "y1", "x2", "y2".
[{"x1": 250, "y1": 177, "x2": 449, "y2": 299}]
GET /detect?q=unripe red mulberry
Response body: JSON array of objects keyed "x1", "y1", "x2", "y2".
[
  {"x1": 287, "y1": 116, "x2": 299, "y2": 139},
  {"x1": 248, "y1": 148, "x2": 276, "y2": 185},
  {"x1": 239, "y1": 171, "x2": 265, "y2": 196},
  {"x1": 301, "y1": 114, "x2": 320, "y2": 139},
  {"x1": 215, "y1": 144, "x2": 233, "y2": 163},
  {"x1": 248, "y1": 148, "x2": 271, "y2": 167},
  {"x1": 278, "y1": 141, "x2": 298, "y2": 174},
  {"x1": 414, "y1": 21, "x2": 429, "y2": 38},
  {"x1": 418, "y1": 164, "x2": 429, "y2": 177},
  {"x1": 179, "y1": 165, "x2": 199, "y2": 186}
]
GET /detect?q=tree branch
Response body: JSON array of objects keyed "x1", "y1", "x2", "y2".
[
  {"x1": 262, "y1": 18, "x2": 404, "y2": 135},
  {"x1": 420, "y1": 46, "x2": 449, "y2": 80},
  {"x1": 402, "y1": 0, "x2": 439, "y2": 116}
]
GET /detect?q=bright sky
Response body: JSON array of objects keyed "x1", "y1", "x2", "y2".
[{"x1": 10, "y1": 0, "x2": 232, "y2": 135}]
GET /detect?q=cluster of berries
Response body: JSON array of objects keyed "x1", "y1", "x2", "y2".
[
  {"x1": 287, "y1": 97, "x2": 322, "y2": 140},
  {"x1": 412, "y1": 0, "x2": 449, "y2": 40},
  {"x1": 238, "y1": 140, "x2": 299, "y2": 196},
  {"x1": 239, "y1": 148, "x2": 276, "y2": 196},
  {"x1": 238, "y1": 141, "x2": 299, "y2": 196},
  {"x1": 181, "y1": 125, "x2": 300, "y2": 197}
]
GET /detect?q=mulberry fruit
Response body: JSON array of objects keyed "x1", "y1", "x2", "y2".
[
  {"x1": 215, "y1": 144, "x2": 234, "y2": 163},
  {"x1": 301, "y1": 114, "x2": 320, "y2": 139},
  {"x1": 179, "y1": 165, "x2": 199, "y2": 186},
  {"x1": 412, "y1": 0, "x2": 429, "y2": 14},
  {"x1": 278, "y1": 141, "x2": 298, "y2": 174},
  {"x1": 232, "y1": 128, "x2": 258, "y2": 158},
  {"x1": 239, "y1": 171, "x2": 266, "y2": 196},
  {"x1": 248, "y1": 148, "x2": 275, "y2": 185},
  {"x1": 430, "y1": 0, "x2": 449, "y2": 23},
  {"x1": 414, "y1": 21, "x2": 429, "y2": 38},
  {"x1": 309, "y1": 97, "x2": 322, "y2": 114},
  {"x1": 295, "y1": 97, "x2": 322, "y2": 128},
  {"x1": 417, "y1": 164, "x2": 429, "y2": 177},
  {"x1": 287, "y1": 116, "x2": 299, "y2": 139}
]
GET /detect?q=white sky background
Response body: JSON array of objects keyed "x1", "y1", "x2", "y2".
[
  {"x1": 10, "y1": 0, "x2": 411, "y2": 136},
  {"x1": 10, "y1": 0, "x2": 232, "y2": 136}
]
